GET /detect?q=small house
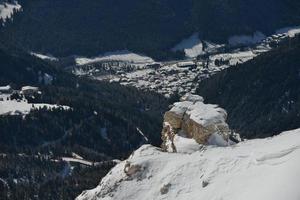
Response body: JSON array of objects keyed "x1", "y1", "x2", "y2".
[
  {"x1": 21, "y1": 86, "x2": 39, "y2": 96},
  {"x1": 0, "y1": 85, "x2": 12, "y2": 94},
  {"x1": 177, "y1": 61, "x2": 197, "y2": 69}
]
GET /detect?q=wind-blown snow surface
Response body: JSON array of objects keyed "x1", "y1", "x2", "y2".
[
  {"x1": 0, "y1": 2, "x2": 21, "y2": 23},
  {"x1": 172, "y1": 33, "x2": 203, "y2": 58},
  {"x1": 77, "y1": 129, "x2": 300, "y2": 200},
  {"x1": 75, "y1": 50, "x2": 155, "y2": 66}
]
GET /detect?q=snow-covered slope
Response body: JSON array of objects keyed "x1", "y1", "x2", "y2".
[
  {"x1": 0, "y1": 1, "x2": 21, "y2": 23},
  {"x1": 172, "y1": 33, "x2": 203, "y2": 58},
  {"x1": 77, "y1": 128, "x2": 300, "y2": 200},
  {"x1": 0, "y1": 94, "x2": 70, "y2": 115},
  {"x1": 75, "y1": 50, "x2": 155, "y2": 66}
]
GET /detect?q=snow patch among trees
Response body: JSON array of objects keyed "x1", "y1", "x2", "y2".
[
  {"x1": 0, "y1": 1, "x2": 21, "y2": 24},
  {"x1": 75, "y1": 50, "x2": 155, "y2": 66},
  {"x1": 172, "y1": 33, "x2": 204, "y2": 58},
  {"x1": 0, "y1": 93, "x2": 70, "y2": 116}
]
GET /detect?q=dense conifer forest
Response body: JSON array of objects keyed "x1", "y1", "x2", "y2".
[
  {"x1": 1, "y1": 0, "x2": 300, "y2": 199},
  {"x1": 1, "y1": 0, "x2": 300, "y2": 60},
  {"x1": 0, "y1": 45, "x2": 171, "y2": 199},
  {"x1": 197, "y1": 36, "x2": 300, "y2": 138}
]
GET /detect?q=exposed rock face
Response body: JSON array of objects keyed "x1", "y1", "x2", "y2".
[
  {"x1": 160, "y1": 183, "x2": 171, "y2": 195},
  {"x1": 162, "y1": 94, "x2": 231, "y2": 152},
  {"x1": 124, "y1": 161, "x2": 142, "y2": 177},
  {"x1": 161, "y1": 122, "x2": 178, "y2": 152}
]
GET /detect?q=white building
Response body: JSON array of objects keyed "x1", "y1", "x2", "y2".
[
  {"x1": 21, "y1": 86, "x2": 39, "y2": 96},
  {"x1": 0, "y1": 85, "x2": 12, "y2": 94}
]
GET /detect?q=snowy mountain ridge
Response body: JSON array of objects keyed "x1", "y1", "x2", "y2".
[
  {"x1": 77, "y1": 96, "x2": 300, "y2": 200},
  {"x1": 77, "y1": 128, "x2": 300, "y2": 200}
]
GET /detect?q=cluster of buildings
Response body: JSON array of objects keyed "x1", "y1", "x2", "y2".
[
  {"x1": 0, "y1": 85, "x2": 40, "y2": 99},
  {"x1": 112, "y1": 61, "x2": 206, "y2": 97}
]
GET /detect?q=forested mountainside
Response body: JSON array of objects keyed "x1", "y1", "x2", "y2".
[
  {"x1": 1, "y1": 0, "x2": 300, "y2": 60},
  {"x1": 0, "y1": 44, "x2": 59, "y2": 86},
  {"x1": 1, "y1": 1, "x2": 300, "y2": 199},
  {"x1": 197, "y1": 36, "x2": 300, "y2": 139},
  {"x1": 0, "y1": 45, "x2": 170, "y2": 199}
]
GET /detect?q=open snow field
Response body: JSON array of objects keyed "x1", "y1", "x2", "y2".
[{"x1": 0, "y1": 94, "x2": 70, "y2": 115}]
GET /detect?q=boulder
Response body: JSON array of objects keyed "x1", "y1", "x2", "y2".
[
  {"x1": 161, "y1": 94, "x2": 232, "y2": 151},
  {"x1": 124, "y1": 161, "x2": 142, "y2": 177}
]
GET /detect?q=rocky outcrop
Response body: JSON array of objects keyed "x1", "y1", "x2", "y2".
[
  {"x1": 124, "y1": 161, "x2": 142, "y2": 177},
  {"x1": 162, "y1": 94, "x2": 232, "y2": 152}
]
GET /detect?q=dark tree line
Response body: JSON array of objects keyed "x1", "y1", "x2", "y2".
[{"x1": 1, "y1": 0, "x2": 300, "y2": 60}]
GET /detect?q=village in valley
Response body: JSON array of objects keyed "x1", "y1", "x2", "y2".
[{"x1": 70, "y1": 27, "x2": 299, "y2": 98}]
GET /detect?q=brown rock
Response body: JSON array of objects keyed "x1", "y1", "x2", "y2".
[
  {"x1": 161, "y1": 95, "x2": 231, "y2": 152},
  {"x1": 164, "y1": 111, "x2": 183, "y2": 129}
]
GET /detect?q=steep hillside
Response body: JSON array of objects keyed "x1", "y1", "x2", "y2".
[
  {"x1": 0, "y1": 46, "x2": 170, "y2": 199},
  {"x1": 197, "y1": 36, "x2": 300, "y2": 138},
  {"x1": 1, "y1": 0, "x2": 300, "y2": 59},
  {"x1": 0, "y1": 44, "x2": 60, "y2": 86}
]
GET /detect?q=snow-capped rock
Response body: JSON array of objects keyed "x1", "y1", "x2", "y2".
[
  {"x1": 162, "y1": 94, "x2": 231, "y2": 152},
  {"x1": 77, "y1": 128, "x2": 300, "y2": 200}
]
